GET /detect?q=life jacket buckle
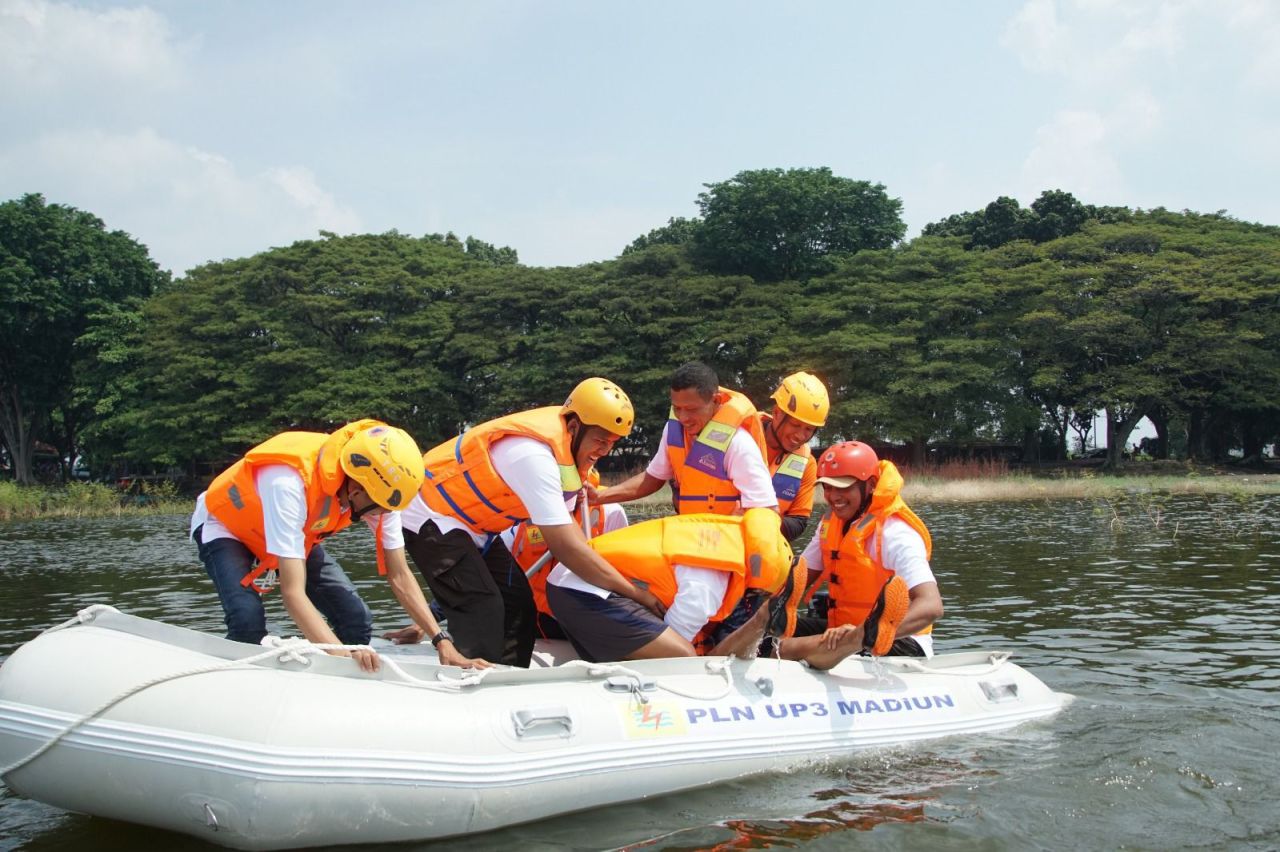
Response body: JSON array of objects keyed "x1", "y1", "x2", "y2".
[{"x1": 251, "y1": 568, "x2": 279, "y2": 593}]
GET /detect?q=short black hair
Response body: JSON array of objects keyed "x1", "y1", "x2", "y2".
[{"x1": 671, "y1": 361, "x2": 718, "y2": 400}]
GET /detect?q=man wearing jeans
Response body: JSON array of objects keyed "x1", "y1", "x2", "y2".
[{"x1": 191, "y1": 419, "x2": 486, "y2": 671}]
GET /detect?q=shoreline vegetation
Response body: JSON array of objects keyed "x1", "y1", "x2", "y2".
[{"x1": 4, "y1": 468, "x2": 1277, "y2": 522}]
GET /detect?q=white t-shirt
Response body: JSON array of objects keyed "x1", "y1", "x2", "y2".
[
  {"x1": 802, "y1": 514, "x2": 936, "y2": 656},
  {"x1": 646, "y1": 426, "x2": 777, "y2": 511},
  {"x1": 190, "y1": 464, "x2": 404, "y2": 557},
  {"x1": 402, "y1": 435, "x2": 577, "y2": 546}
]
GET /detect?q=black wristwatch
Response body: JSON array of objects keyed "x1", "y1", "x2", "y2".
[{"x1": 429, "y1": 629, "x2": 453, "y2": 648}]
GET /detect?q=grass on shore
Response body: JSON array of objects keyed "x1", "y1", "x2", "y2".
[
  {"x1": 901, "y1": 472, "x2": 1280, "y2": 503},
  {"x1": 0, "y1": 481, "x2": 188, "y2": 522},
  {"x1": 607, "y1": 469, "x2": 1280, "y2": 509}
]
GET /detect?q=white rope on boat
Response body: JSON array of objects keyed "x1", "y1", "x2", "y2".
[
  {"x1": 893, "y1": 651, "x2": 1012, "y2": 676},
  {"x1": 0, "y1": 606, "x2": 488, "y2": 783},
  {"x1": 558, "y1": 655, "x2": 737, "y2": 701},
  {"x1": 41, "y1": 603, "x2": 122, "y2": 635}
]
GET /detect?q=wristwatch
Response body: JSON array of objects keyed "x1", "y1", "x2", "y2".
[{"x1": 429, "y1": 629, "x2": 453, "y2": 648}]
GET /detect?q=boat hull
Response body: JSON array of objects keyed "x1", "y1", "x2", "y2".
[{"x1": 0, "y1": 609, "x2": 1067, "y2": 850}]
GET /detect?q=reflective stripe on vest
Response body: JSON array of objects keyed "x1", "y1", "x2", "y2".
[{"x1": 421, "y1": 407, "x2": 583, "y2": 535}]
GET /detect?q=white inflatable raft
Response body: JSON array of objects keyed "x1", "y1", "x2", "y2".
[{"x1": 0, "y1": 606, "x2": 1068, "y2": 850}]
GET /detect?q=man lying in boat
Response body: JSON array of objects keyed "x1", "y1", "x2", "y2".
[
  {"x1": 547, "y1": 508, "x2": 806, "y2": 661},
  {"x1": 399, "y1": 378, "x2": 666, "y2": 668},
  {"x1": 770, "y1": 440, "x2": 944, "y2": 670},
  {"x1": 191, "y1": 421, "x2": 484, "y2": 672}
]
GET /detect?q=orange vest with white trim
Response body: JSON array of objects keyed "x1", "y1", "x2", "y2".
[
  {"x1": 420, "y1": 407, "x2": 583, "y2": 536},
  {"x1": 203, "y1": 419, "x2": 382, "y2": 591},
  {"x1": 666, "y1": 388, "x2": 768, "y2": 515},
  {"x1": 812, "y1": 461, "x2": 933, "y2": 631},
  {"x1": 759, "y1": 413, "x2": 817, "y2": 517},
  {"x1": 511, "y1": 470, "x2": 607, "y2": 619}
]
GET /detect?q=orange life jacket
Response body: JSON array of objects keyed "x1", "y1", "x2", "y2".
[
  {"x1": 510, "y1": 470, "x2": 607, "y2": 620},
  {"x1": 666, "y1": 388, "x2": 768, "y2": 515},
  {"x1": 586, "y1": 511, "x2": 783, "y2": 624},
  {"x1": 759, "y1": 413, "x2": 816, "y2": 517},
  {"x1": 810, "y1": 461, "x2": 933, "y2": 632},
  {"x1": 203, "y1": 419, "x2": 383, "y2": 593},
  {"x1": 420, "y1": 407, "x2": 583, "y2": 535}
]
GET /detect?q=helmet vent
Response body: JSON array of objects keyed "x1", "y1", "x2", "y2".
[{"x1": 348, "y1": 453, "x2": 372, "y2": 468}]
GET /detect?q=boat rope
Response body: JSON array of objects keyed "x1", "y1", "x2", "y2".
[
  {"x1": 894, "y1": 651, "x2": 1011, "y2": 676},
  {"x1": 557, "y1": 655, "x2": 737, "y2": 701},
  {"x1": 0, "y1": 606, "x2": 491, "y2": 783}
]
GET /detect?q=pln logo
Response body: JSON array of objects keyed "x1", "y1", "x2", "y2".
[{"x1": 621, "y1": 701, "x2": 688, "y2": 738}]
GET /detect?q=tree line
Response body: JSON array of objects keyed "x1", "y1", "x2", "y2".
[{"x1": 2, "y1": 168, "x2": 1278, "y2": 485}]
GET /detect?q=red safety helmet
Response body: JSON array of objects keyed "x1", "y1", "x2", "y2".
[{"x1": 816, "y1": 441, "x2": 879, "y2": 487}]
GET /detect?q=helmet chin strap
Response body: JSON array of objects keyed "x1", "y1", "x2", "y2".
[{"x1": 345, "y1": 480, "x2": 378, "y2": 522}]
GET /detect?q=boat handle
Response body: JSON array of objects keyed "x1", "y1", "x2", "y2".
[
  {"x1": 512, "y1": 706, "x2": 575, "y2": 738},
  {"x1": 604, "y1": 675, "x2": 655, "y2": 693}
]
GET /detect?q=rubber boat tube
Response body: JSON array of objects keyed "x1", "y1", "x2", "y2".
[{"x1": 0, "y1": 607, "x2": 1069, "y2": 850}]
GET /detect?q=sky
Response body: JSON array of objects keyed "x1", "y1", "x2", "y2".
[{"x1": 2, "y1": 0, "x2": 1279, "y2": 278}]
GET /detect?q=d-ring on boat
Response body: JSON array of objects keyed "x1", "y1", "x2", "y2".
[{"x1": 0, "y1": 606, "x2": 1069, "y2": 850}]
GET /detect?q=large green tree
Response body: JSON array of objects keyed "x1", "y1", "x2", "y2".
[
  {"x1": 0, "y1": 194, "x2": 165, "y2": 483},
  {"x1": 692, "y1": 167, "x2": 905, "y2": 281},
  {"x1": 101, "y1": 232, "x2": 504, "y2": 469}
]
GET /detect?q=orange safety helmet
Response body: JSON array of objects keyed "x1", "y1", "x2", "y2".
[{"x1": 816, "y1": 441, "x2": 879, "y2": 487}]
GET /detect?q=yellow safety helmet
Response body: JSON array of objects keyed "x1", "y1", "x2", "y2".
[
  {"x1": 771, "y1": 371, "x2": 829, "y2": 428},
  {"x1": 339, "y1": 424, "x2": 424, "y2": 510},
  {"x1": 562, "y1": 377, "x2": 635, "y2": 437}
]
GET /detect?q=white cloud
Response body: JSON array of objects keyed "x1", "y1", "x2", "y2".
[
  {"x1": 0, "y1": 0, "x2": 185, "y2": 95},
  {"x1": 0, "y1": 127, "x2": 362, "y2": 274},
  {"x1": 1001, "y1": 0, "x2": 1197, "y2": 89},
  {"x1": 1225, "y1": 0, "x2": 1280, "y2": 92},
  {"x1": 1019, "y1": 109, "x2": 1124, "y2": 200}
]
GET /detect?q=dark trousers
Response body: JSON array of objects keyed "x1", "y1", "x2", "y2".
[
  {"x1": 194, "y1": 525, "x2": 372, "y2": 646},
  {"x1": 403, "y1": 520, "x2": 535, "y2": 667}
]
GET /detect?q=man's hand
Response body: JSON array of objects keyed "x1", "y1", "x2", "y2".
[
  {"x1": 631, "y1": 586, "x2": 667, "y2": 618},
  {"x1": 820, "y1": 624, "x2": 860, "y2": 651},
  {"x1": 349, "y1": 648, "x2": 381, "y2": 673},
  {"x1": 436, "y1": 640, "x2": 494, "y2": 669},
  {"x1": 382, "y1": 624, "x2": 427, "y2": 645}
]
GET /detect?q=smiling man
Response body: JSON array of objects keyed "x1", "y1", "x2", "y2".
[
  {"x1": 775, "y1": 440, "x2": 943, "y2": 669},
  {"x1": 400, "y1": 378, "x2": 664, "y2": 667},
  {"x1": 759, "y1": 372, "x2": 829, "y2": 542},
  {"x1": 597, "y1": 361, "x2": 777, "y2": 518}
]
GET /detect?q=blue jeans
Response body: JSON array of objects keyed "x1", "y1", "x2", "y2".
[{"x1": 194, "y1": 526, "x2": 372, "y2": 646}]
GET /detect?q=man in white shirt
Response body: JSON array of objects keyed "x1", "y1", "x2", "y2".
[
  {"x1": 192, "y1": 421, "x2": 485, "y2": 672},
  {"x1": 775, "y1": 441, "x2": 942, "y2": 669},
  {"x1": 547, "y1": 509, "x2": 794, "y2": 662},
  {"x1": 402, "y1": 379, "x2": 664, "y2": 667},
  {"x1": 595, "y1": 362, "x2": 777, "y2": 517}
]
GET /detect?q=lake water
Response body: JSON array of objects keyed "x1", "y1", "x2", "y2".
[{"x1": 1, "y1": 493, "x2": 1278, "y2": 850}]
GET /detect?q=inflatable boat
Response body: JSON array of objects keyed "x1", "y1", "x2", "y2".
[{"x1": 0, "y1": 606, "x2": 1068, "y2": 850}]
